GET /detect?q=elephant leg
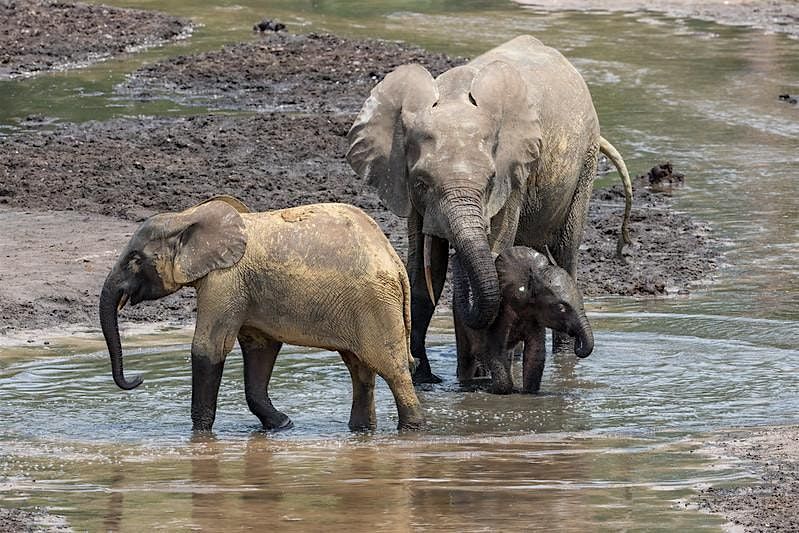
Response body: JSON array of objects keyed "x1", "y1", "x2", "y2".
[
  {"x1": 488, "y1": 349, "x2": 514, "y2": 395},
  {"x1": 239, "y1": 328, "x2": 291, "y2": 431},
  {"x1": 552, "y1": 143, "x2": 599, "y2": 356},
  {"x1": 408, "y1": 210, "x2": 449, "y2": 384},
  {"x1": 339, "y1": 351, "x2": 377, "y2": 431},
  {"x1": 191, "y1": 349, "x2": 227, "y2": 432},
  {"x1": 454, "y1": 311, "x2": 479, "y2": 383},
  {"x1": 522, "y1": 324, "x2": 547, "y2": 393}
]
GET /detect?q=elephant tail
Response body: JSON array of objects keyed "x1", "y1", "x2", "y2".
[{"x1": 599, "y1": 136, "x2": 633, "y2": 260}]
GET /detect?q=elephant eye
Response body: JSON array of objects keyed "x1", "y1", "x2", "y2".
[{"x1": 558, "y1": 303, "x2": 568, "y2": 314}]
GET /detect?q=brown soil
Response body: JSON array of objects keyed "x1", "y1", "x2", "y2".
[{"x1": 0, "y1": 0, "x2": 191, "y2": 80}]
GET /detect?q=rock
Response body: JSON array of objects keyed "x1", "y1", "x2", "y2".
[
  {"x1": 637, "y1": 161, "x2": 685, "y2": 193},
  {"x1": 253, "y1": 19, "x2": 286, "y2": 32},
  {"x1": 778, "y1": 93, "x2": 797, "y2": 105}
]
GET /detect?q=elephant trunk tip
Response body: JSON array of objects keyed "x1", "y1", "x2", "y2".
[
  {"x1": 114, "y1": 374, "x2": 144, "y2": 391},
  {"x1": 574, "y1": 331, "x2": 594, "y2": 358}
]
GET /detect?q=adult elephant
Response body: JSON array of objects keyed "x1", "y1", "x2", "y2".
[{"x1": 347, "y1": 35, "x2": 632, "y2": 383}]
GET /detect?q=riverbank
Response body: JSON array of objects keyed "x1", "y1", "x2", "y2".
[{"x1": 698, "y1": 425, "x2": 799, "y2": 531}]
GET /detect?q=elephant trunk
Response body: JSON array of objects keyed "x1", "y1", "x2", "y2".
[
  {"x1": 443, "y1": 190, "x2": 499, "y2": 329},
  {"x1": 99, "y1": 273, "x2": 143, "y2": 390},
  {"x1": 573, "y1": 310, "x2": 594, "y2": 358}
]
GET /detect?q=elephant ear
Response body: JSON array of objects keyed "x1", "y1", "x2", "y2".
[
  {"x1": 469, "y1": 61, "x2": 542, "y2": 219},
  {"x1": 169, "y1": 199, "x2": 248, "y2": 285},
  {"x1": 197, "y1": 194, "x2": 251, "y2": 213},
  {"x1": 346, "y1": 64, "x2": 439, "y2": 217}
]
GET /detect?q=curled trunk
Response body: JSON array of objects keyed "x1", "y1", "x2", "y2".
[
  {"x1": 573, "y1": 311, "x2": 594, "y2": 358},
  {"x1": 99, "y1": 274, "x2": 143, "y2": 390},
  {"x1": 443, "y1": 191, "x2": 499, "y2": 329}
]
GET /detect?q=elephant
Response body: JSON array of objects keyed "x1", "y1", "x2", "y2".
[
  {"x1": 453, "y1": 246, "x2": 593, "y2": 394},
  {"x1": 99, "y1": 196, "x2": 423, "y2": 432},
  {"x1": 346, "y1": 34, "x2": 632, "y2": 383}
]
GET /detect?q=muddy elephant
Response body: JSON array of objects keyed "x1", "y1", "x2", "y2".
[
  {"x1": 347, "y1": 35, "x2": 631, "y2": 383},
  {"x1": 454, "y1": 246, "x2": 593, "y2": 394},
  {"x1": 99, "y1": 197, "x2": 423, "y2": 432}
]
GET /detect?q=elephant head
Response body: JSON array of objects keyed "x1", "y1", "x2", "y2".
[
  {"x1": 347, "y1": 61, "x2": 542, "y2": 329},
  {"x1": 494, "y1": 246, "x2": 593, "y2": 358},
  {"x1": 98, "y1": 196, "x2": 249, "y2": 390}
]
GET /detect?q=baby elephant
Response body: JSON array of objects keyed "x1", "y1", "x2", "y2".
[
  {"x1": 99, "y1": 196, "x2": 423, "y2": 432},
  {"x1": 454, "y1": 246, "x2": 594, "y2": 394}
]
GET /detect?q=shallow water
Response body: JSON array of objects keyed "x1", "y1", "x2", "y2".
[{"x1": 1, "y1": 0, "x2": 798, "y2": 529}]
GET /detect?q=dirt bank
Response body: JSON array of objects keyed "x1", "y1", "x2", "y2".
[
  {"x1": 697, "y1": 426, "x2": 799, "y2": 531},
  {"x1": 0, "y1": 0, "x2": 191, "y2": 80},
  {"x1": 513, "y1": 0, "x2": 799, "y2": 38}
]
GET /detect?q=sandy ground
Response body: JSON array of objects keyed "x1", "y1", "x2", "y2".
[{"x1": 0, "y1": 0, "x2": 794, "y2": 531}]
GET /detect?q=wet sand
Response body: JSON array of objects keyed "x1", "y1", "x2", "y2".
[{"x1": 0, "y1": 1, "x2": 795, "y2": 531}]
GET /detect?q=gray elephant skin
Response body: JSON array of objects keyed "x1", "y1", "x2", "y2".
[
  {"x1": 99, "y1": 196, "x2": 423, "y2": 432},
  {"x1": 347, "y1": 35, "x2": 631, "y2": 383},
  {"x1": 454, "y1": 246, "x2": 593, "y2": 394}
]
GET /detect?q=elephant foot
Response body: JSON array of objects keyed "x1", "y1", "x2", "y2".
[
  {"x1": 348, "y1": 419, "x2": 377, "y2": 432},
  {"x1": 411, "y1": 356, "x2": 442, "y2": 384},
  {"x1": 397, "y1": 418, "x2": 425, "y2": 432},
  {"x1": 412, "y1": 369, "x2": 442, "y2": 384},
  {"x1": 472, "y1": 363, "x2": 490, "y2": 379},
  {"x1": 490, "y1": 382, "x2": 514, "y2": 395},
  {"x1": 259, "y1": 411, "x2": 293, "y2": 431}
]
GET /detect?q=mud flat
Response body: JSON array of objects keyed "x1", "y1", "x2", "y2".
[{"x1": 0, "y1": 0, "x2": 191, "y2": 80}]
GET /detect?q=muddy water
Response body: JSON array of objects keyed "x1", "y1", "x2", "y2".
[{"x1": 2, "y1": 0, "x2": 799, "y2": 530}]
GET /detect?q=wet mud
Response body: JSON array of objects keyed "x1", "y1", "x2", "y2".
[
  {"x1": 0, "y1": 0, "x2": 191, "y2": 80},
  {"x1": 698, "y1": 426, "x2": 799, "y2": 531},
  {"x1": 0, "y1": 32, "x2": 717, "y2": 333}
]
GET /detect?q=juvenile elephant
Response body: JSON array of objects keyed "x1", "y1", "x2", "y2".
[
  {"x1": 347, "y1": 35, "x2": 631, "y2": 383},
  {"x1": 99, "y1": 197, "x2": 423, "y2": 432},
  {"x1": 454, "y1": 246, "x2": 593, "y2": 394}
]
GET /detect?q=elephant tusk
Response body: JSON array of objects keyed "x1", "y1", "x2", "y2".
[
  {"x1": 117, "y1": 292, "x2": 129, "y2": 312},
  {"x1": 423, "y1": 234, "x2": 436, "y2": 305}
]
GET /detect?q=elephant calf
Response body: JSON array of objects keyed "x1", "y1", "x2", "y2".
[
  {"x1": 454, "y1": 246, "x2": 593, "y2": 394},
  {"x1": 99, "y1": 196, "x2": 423, "y2": 432}
]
